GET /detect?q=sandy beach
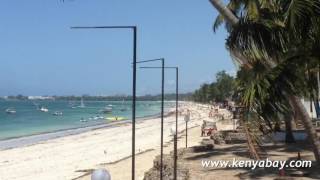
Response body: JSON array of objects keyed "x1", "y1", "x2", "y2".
[{"x1": 0, "y1": 102, "x2": 232, "y2": 180}]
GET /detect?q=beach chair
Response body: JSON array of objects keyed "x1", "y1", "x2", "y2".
[{"x1": 201, "y1": 120, "x2": 217, "y2": 136}]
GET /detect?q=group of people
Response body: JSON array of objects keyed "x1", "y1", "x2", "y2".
[
  {"x1": 208, "y1": 106, "x2": 226, "y2": 121},
  {"x1": 208, "y1": 107, "x2": 219, "y2": 118}
]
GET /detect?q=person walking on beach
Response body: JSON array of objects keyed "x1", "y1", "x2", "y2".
[{"x1": 201, "y1": 120, "x2": 206, "y2": 136}]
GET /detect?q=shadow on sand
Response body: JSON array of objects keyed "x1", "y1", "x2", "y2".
[{"x1": 181, "y1": 142, "x2": 320, "y2": 179}]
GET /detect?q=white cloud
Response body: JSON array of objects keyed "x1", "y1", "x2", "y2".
[{"x1": 226, "y1": 69, "x2": 237, "y2": 77}]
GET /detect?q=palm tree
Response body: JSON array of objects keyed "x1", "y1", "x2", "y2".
[
  {"x1": 236, "y1": 60, "x2": 298, "y2": 141},
  {"x1": 209, "y1": 0, "x2": 320, "y2": 162}
]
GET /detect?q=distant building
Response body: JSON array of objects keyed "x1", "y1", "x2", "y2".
[
  {"x1": 28, "y1": 96, "x2": 55, "y2": 100},
  {"x1": 302, "y1": 99, "x2": 318, "y2": 119}
]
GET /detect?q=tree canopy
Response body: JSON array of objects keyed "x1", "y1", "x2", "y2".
[{"x1": 193, "y1": 70, "x2": 236, "y2": 103}]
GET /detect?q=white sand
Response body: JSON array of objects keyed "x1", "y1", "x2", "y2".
[{"x1": 0, "y1": 102, "x2": 232, "y2": 180}]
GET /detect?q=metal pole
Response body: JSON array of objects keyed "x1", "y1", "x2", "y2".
[
  {"x1": 138, "y1": 66, "x2": 178, "y2": 179},
  {"x1": 160, "y1": 59, "x2": 164, "y2": 180},
  {"x1": 176, "y1": 68, "x2": 179, "y2": 135},
  {"x1": 173, "y1": 68, "x2": 178, "y2": 180},
  {"x1": 70, "y1": 26, "x2": 137, "y2": 180},
  {"x1": 137, "y1": 59, "x2": 165, "y2": 179},
  {"x1": 173, "y1": 134, "x2": 177, "y2": 180},
  {"x1": 132, "y1": 27, "x2": 137, "y2": 180},
  {"x1": 185, "y1": 120, "x2": 188, "y2": 148}
]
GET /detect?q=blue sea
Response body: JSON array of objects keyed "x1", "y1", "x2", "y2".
[{"x1": 0, "y1": 100, "x2": 172, "y2": 140}]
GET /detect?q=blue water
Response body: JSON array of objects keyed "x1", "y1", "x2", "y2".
[{"x1": 0, "y1": 100, "x2": 172, "y2": 140}]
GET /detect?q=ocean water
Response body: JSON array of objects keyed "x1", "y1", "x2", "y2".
[{"x1": 0, "y1": 100, "x2": 173, "y2": 140}]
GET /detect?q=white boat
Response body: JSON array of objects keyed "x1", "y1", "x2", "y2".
[
  {"x1": 120, "y1": 99, "x2": 128, "y2": 112},
  {"x1": 68, "y1": 101, "x2": 77, "y2": 109},
  {"x1": 78, "y1": 98, "x2": 85, "y2": 108},
  {"x1": 52, "y1": 111, "x2": 63, "y2": 116},
  {"x1": 40, "y1": 107, "x2": 49, "y2": 112},
  {"x1": 32, "y1": 102, "x2": 40, "y2": 110},
  {"x1": 80, "y1": 118, "x2": 87, "y2": 122},
  {"x1": 5, "y1": 108, "x2": 16, "y2": 114},
  {"x1": 100, "y1": 107, "x2": 112, "y2": 114},
  {"x1": 120, "y1": 108, "x2": 127, "y2": 112}
]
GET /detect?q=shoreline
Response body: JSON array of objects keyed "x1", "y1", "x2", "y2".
[
  {"x1": 0, "y1": 112, "x2": 171, "y2": 151},
  {"x1": 0, "y1": 100, "x2": 175, "y2": 141},
  {"x1": 0, "y1": 102, "x2": 220, "y2": 180}
]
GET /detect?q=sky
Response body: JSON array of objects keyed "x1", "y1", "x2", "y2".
[{"x1": 0, "y1": 0, "x2": 235, "y2": 96}]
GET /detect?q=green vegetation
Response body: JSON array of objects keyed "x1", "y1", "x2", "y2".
[
  {"x1": 210, "y1": 0, "x2": 320, "y2": 162},
  {"x1": 193, "y1": 70, "x2": 236, "y2": 103}
]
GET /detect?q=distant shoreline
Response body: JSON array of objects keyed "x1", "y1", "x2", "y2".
[{"x1": 1, "y1": 94, "x2": 193, "y2": 102}]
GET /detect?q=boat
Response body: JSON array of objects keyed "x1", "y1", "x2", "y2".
[
  {"x1": 120, "y1": 108, "x2": 127, "y2": 112},
  {"x1": 120, "y1": 99, "x2": 128, "y2": 112},
  {"x1": 100, "y1": 107, "x2": 112, "y2": 114},
  {"x1": 68, "y1": 101, "x2": 77, "y2": 109},
  {"x1": 78, "y1": 97, "x2": 85, "y2": 108},
  {"x1": 40, "y1": 107, "x2": 49, "y2": 112},
  {"x1": 92, "y1": 115, "x2": 103, "y2": 120},
  {"x1": 80, "y1": 118, "x2": 87, "y2": 122},
  {"x1": 5, "y1": 108, "x2": 16, "y2": 114},
  {"x1": 106, "y1": 116, "x2": 125, "y2": 121},
  {"x1": 32, "y1": 102, "x2": 40, "y2": 110},
  {"x1": 52, "y1": 111, "x2": 63, "y2": 116}
]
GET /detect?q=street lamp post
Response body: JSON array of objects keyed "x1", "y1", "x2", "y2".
[
  {"x1": 136, "y1": 58, "x2": 165, "y2": 180},
  {"x1": 140, "y1": 66, "x2": 179, "y2": 180},
  {"x1": 170, "y1": 126, "x2": 177, "y2": 180},
  {"x1": 184, "y1": 112, "x2": 190, "y2": 148},
  {"x1": 71, "y1": 26, "x2": 137, "y2": 180},
  {"x1": 174, "y1": 67, "x2": 178, "y2": 180}
]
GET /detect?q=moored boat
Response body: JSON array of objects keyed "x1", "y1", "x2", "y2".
[
  {"x1": 78, "y1": 98, "x2": 85, "y2": 108},
  {"x1": 100, "y1": 107, "x2": 112, "y2": 114},
  {"x1": 52, "y1": 111, "x2": 63, "y2": 116},
  {"x1": 40, "y1": 107, "x2": 49, "y2": 112},
  {"x1": 5, "y1": 108, "x2": 16, "y2": 114}
]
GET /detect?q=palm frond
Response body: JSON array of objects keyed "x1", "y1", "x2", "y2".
[
  {"x1": 284, "y1": 0, "x2": 320, "y2": 34},
  {"x1": 227, "y1": 17, "x2": 289, "y2": 65},
  {"x1": 213, "y1": 14, "x2": 225, "y2": 32}
]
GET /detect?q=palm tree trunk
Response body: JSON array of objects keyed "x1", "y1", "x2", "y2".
[
  {"x1": 209, "y1": 0, "x2": 320, "y2": 162},
  {"x1": 209, "y1": 0, "x2": 238, "y2": 26},
  {"x1": 316, "y1": 68, "x2": 320, "y2": 118},
  {"x1": 284, "y1": 111, "x2": 296, "y2": 143},
  {"x1": 290, "y1": 95, "x2": 320, "y2": 162},
  {"x1": 244, "y1": 123, "x2": 260, "y2": 160}
]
